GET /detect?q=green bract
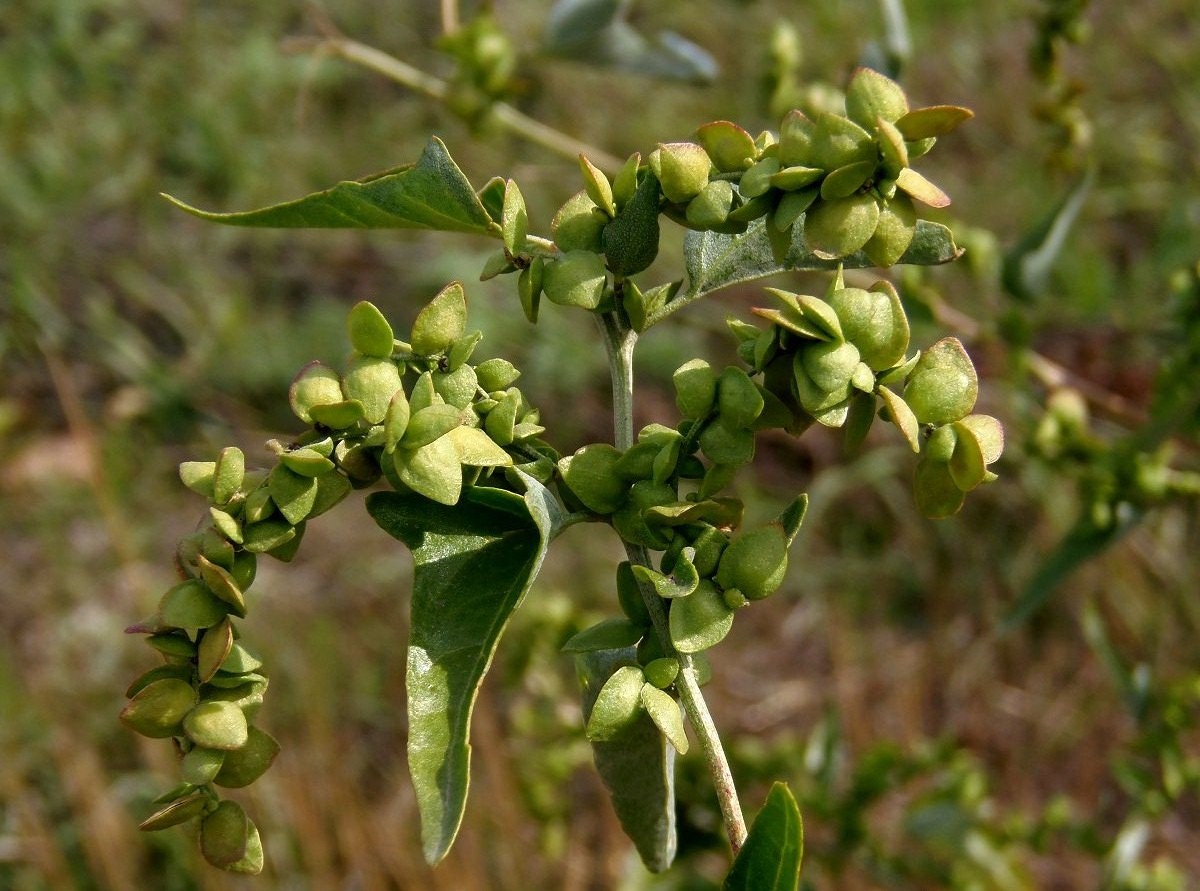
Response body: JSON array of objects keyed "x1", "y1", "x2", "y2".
[
  {"x1": 347, "y1": 300, "x2": 395, "y2": 358},
  {"x1": 543, "y1": 251, "x2": 607, "y2": 309},
  {"x1": 411, "y1": 282, "x2": 468, "y2": 355},
  {"x1": 904, "y1": 337, "x2": 979, "y2": 425}
]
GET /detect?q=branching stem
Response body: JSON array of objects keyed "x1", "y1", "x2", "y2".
[
  {"x1": 287, "y1": 35, "x2": 623, "y2": 170},
  {"x1": 599, "y1": 311, "x2": 749, "y2": 855}
]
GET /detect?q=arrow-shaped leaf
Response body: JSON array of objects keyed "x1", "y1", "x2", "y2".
[
  {"x1": 165, "y1": 138, "x2": 498, "y2": 236},
  {"x1": 723, "y1": 782, "x2": 804, "y2": 891},
  {"x1": 366, "y1": 475, "x2": 557, "y2": 864}
]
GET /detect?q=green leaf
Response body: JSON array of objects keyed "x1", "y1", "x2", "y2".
[
  {"x1": 682, "y1": 218, "x2": 960, "y2": 305},
  {"x1": 365, "y1": 475, "x2": 556, "y2": 865},
  {"x1": 544, "y1": 1, "x2": 717, "y2": 85},
  {"x1": 164, "y1": 138, "x2": 497, "y2": 235},
  {"x1": 138, "y1": 792, "x2": 211, "y2": 832},
  {"x1": 723, "y1": 782, "x2": 804, "y2": 891},
  {"x1": 561, "y1": 617, "x2": 646, "y2": 653},
  {"x1": 577, "y1": 648, "x2": 677, "y2": 873},
  {"x1": 1002, "y1": 165, "x2": 1094, "y2": 300}
]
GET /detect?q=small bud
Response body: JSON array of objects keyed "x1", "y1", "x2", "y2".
[
  {"x1": 845, "y1": 67, "x2": 910, "y2": 129},
  {"x1": 673, "y1": 358, "x2": 717, "y2": 419},
  {"x1": 551, "y1": 191, "x2": 606, "y2": 253},
  {"x1": 559, "y1": 443, "x2": 629, "y2": 514},
  {"x1": 668, "y1": 580, "x2": 736, "y2": 654},
  {"x1": 695, "y1": 120, "x2": 757, "y2": 173},
  {"x1": 716, "y1": 523, "x2": 788, "y2": 600},
  {"x1": 904, "y1": 337, "x2": 979, "y2": 425},
  {"x1": 652, "y1": 142, "x2": 712, "y2": 204},
  {"x1": 411, "y1": 282, "x2": 468, "y2": 356},
  {"x1": 804, "y1": 193, "x2": 882, "y2": 259},
  {"x1": 347, "y1": 301, "x2": 395, "y2": 358},
  {"x1": 542, "y1": 251, "x2": 607, "y2": 309},
  {"x1": 685, "y1": 179, "x2": 735, "y2": 229},
  {"x1": 289, "y1": 361, "x2": 343, "y2": 425}
]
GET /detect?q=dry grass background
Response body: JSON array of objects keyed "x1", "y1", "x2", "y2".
[{"x1": 1, "y1": 0, "x2": 1197, "y2": 888}]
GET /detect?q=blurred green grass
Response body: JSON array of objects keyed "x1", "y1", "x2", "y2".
[{"x1": 1, "y1": 0, "x2": 1197, "y2": 888}]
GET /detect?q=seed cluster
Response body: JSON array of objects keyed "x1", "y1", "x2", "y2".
[{"x1": 121, "y1": 289, "x2": 554, "y2": 872}]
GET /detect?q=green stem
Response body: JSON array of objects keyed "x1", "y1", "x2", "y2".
[{"x1": 598, "y1": 311, "x2": 749, "y2": 855}]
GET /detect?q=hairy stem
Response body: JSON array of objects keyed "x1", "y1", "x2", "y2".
[
  {"x1": 289, "y1": 35, "x2": 624, "y2": 170},
  {"x1": 599, "y1": 311, "x2": 749, "y2": 855}
]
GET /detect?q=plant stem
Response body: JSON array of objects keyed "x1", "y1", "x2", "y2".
[
  {"x1": 598, "y1": 311, "x2": 749, "y2": 855},
  {"x1": 291, "y1": 35, "x2": 624, "y2": 170}
]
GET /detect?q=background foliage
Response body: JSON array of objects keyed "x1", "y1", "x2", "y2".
[{"x1": 1, "y1": 0, "x2": 1197, "y2": 887}]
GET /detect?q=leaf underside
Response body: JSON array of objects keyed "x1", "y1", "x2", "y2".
[
  {"x1": 578, "y1": 648, "x2": 677, "y2": 873},
  {"x1": 164, "y1": 137, "x2": 496, "y2": 235},
  {"x1": 366, "y1": 477, "x2": 555, "y2": 864},
  {"x1": 723, "y1": 782, "x2": 804, "y2": 891},
  {"x1": 684, "y1": 218, "x2": 961, "y2": 303}
]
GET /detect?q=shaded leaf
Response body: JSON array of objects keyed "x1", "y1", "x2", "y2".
[
  {"x1": 562, "y1": 617, "x2": 646, "y2": 653},
  {"x1": 164, "y1": 138, "x2": 496, "y2": 235},
  {"x1": 578, "y1": 648, "x2": 677, "y2": 873},
  {"x1": 138, "y1": 793, "x2": 211, "y2": 832},
  {"x1": 544, "y1": 1, "x2": 717, "y2": 84},
  {"x1": 213, "y1": 726, "x2": 281, "y2": 788},
  {"x1": 200, "y1": 800, "x2": 249, "y2": 869},
  {"x1": 1002, "y1": 165, "x2": 1094, "y2": 300},
  {"x1": 682, "y1": 218, "x2": 960, "y2": 304}
]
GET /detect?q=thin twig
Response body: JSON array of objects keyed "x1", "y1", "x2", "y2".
[
  {"x1": 441, "y1": 0, "x2": 460, "y2": 36},
  {"x1": 285, "y1": 34, "x2": 624, "y2": 170},
  {"x1": 599, "y1": 311, "x2": 749, "y2": 855}
]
